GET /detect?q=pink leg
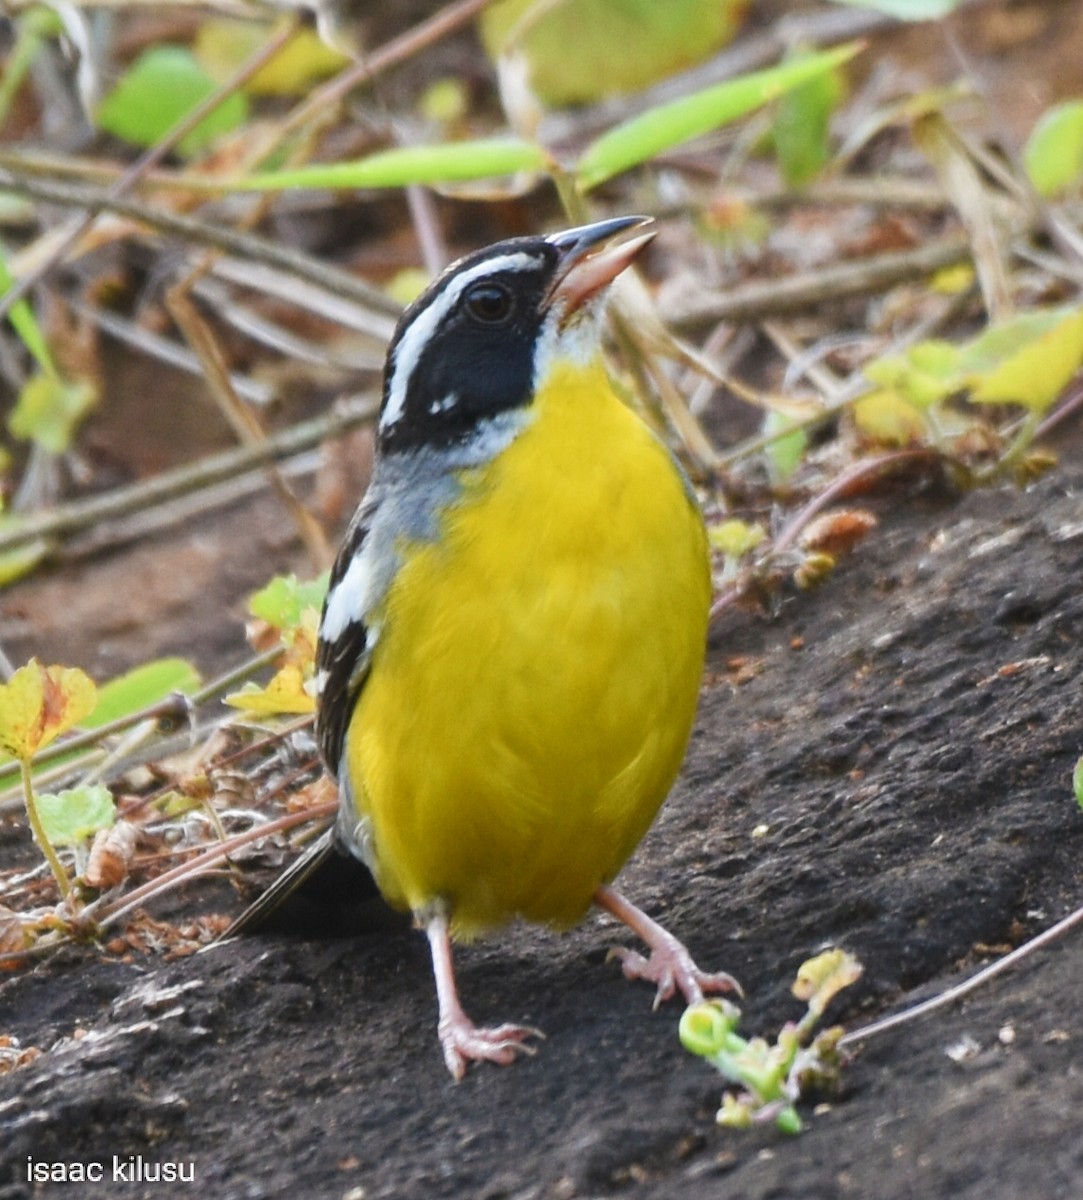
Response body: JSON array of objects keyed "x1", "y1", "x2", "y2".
[
  {"x1": 425, "y1": 908, "x2": 543, "y2": 1081},
  {"x1": 593, "y1": 884, "x2": 741, "y2": 1009}
]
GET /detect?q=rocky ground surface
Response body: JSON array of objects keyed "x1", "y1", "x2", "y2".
[{"x1": 1, "y1": 433, "x2": 1081, "y2": 1199}]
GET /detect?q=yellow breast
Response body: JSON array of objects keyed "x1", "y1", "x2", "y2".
[{"x1": 344, "y1": 358, "x2": 710, "y2": 935}]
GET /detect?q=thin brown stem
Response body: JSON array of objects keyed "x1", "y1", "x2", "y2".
[
  {"x1": 0, "y1": 395, "x2": 378, "y2": 556},
  {"x1": 839, "y1": 903, "x2": 1083, "y2": 1047}
]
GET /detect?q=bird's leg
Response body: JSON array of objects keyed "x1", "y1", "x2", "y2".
[
  {"x1": 593, "y1": 884, "x2": 741, "y2": 1009},
  {"x1": 423, "y1": 905, "x2": 544, "y2": 1081}
]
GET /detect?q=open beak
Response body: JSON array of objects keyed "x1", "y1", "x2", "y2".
[{"x1": 545, "y1": 216, "x2": 655, "y2": 316}]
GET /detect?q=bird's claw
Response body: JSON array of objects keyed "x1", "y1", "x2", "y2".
[
  {"x1": 607, "y1": 942, "x2": 741, "y2": 1010},
  {"x1": 438, "y1": 1017, "x2": 545, "y2": 1081}
]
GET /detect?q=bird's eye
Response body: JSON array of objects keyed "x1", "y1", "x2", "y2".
[{"x1": 464, "y1": 282, "x2": 513, "y2": 325}]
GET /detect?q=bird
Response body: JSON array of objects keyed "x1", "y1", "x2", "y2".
[{"x1": 226, "y1": 215, "x2": 737, "y2": 1079}]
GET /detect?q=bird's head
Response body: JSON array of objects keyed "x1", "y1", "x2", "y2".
[{"x1": 376, "y1": 216, "x2": 654, "y2": 452}]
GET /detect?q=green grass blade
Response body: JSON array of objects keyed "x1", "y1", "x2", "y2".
[
  {"x1": 87, "y1": 658, "x2": 203, "y2": 729},
  {"x1": 225, "y1": 137, "x2": 548, "y2": 192},
  {"x1": 0, "y1": 245, "x2": 56, "y2": 376},
  {"x1": 577, "y1": 42, "x2": 862, "y2": 191}
]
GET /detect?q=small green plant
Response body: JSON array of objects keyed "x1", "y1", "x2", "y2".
[
  {"x1": 680, "y1": 947, "x2": 862, "y2": 1134},
  {"x1": 856, "y1": 304, "x2": 1083, "y2": 476},
  {"x1": 709, "y1": 517, "x2": 766, "y2": 587},
  {"x1": 226, "y1": 571, "x2": 328, "y2": 717},
  {"x1": 0, "y1": 660, "x2": 98, "y2": 898}
]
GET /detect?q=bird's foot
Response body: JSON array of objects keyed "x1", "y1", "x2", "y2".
[
  {"x1": 594, "y1": 884, "x2": 741, "y2": 1009},
  {"x1": 607, "y1": 938, "x2": 741, "y2": 1010},
  {"x1": 437, "y1": 1014, "x2": 544, "y2": 1082}
]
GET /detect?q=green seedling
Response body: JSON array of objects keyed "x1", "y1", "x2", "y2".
[
  {"x1": 0, "y1": 660, "x2": 98, "y2": 898},
  {"x1": 8, "y1": 371, "x2": 97, "y2": 455},
  {"x1": 247, "y1": 571, "x2": 329, "y2": 632},
  {"x1": 35, "y1": 786, "x2": 116, "y2": 883},
  {"x1": 681, "y1": 947, "x2": 862, "y2": 1134},
  {"x1": 226, "y1": 571, "x2": 328, "y2": 718},
  {"x1": 709, "y1": 518, "x2": 766, "y2": 587},
  {"x1": 858, "y1": 305, "x2": 1083, "y2": 473}
]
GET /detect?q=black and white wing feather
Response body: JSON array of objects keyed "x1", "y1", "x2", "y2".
[
  {"x1": 220, "y1": 496, "x2": 385, "y2": 940},
  {"x1": 315, "y1": 493, "x2": 380, "y2": 776}
]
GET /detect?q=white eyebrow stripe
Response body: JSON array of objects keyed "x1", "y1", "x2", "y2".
[{"x1": 379, "y1": 250, "x2": 542, "y2": 432}]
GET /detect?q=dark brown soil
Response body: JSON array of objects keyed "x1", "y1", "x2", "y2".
[{"x1": 1, "y1": 429, "x2": 1082, "y2": 1200}]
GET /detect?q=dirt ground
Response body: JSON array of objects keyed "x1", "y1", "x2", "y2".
[{"x1": 1, "y1": 416, "x2": 1082, "y2": 1200}]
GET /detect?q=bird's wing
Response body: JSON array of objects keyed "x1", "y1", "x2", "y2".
[
  {"x1": 218, "y1": 492, "x2": 391, "y2": 940},
  {"x1": 315, "y1": 493, "x2": 381, "y2": 776}
]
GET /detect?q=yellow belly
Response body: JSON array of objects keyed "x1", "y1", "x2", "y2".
[{"x1": 344, "y1": 359, "x2": 710, "y2": 935}]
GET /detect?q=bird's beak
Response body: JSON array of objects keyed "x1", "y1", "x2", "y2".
[{"x1": 545, "y1": 216, "x2": 655, "y2": 316}]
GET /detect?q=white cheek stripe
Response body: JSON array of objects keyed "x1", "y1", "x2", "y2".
[{"x1": 380, "y1": 250, "x2": 542, "y2": 432}]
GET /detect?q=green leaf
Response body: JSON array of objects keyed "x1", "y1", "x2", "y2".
[
  {"x1": 867, "y1": 308, "x2": 1083, "y2": 417},
  {"x1": 419, "y1": 77, "x2": 470, "y2": 125},
  {"x1": 828, "y1": 0, "x2": 958, "y2": 18},
  {"x1": 709, "y1": 518, "x2": 766, "y2": 559},
  {"x1": 249, "y1": 572, "x2": 329, "y2": 630},
  {"x1": 962, "y1": 307, "x2": 1083, "y2": 412},
  {"x1": 1073, "y1": 757, "x2": 1083, "y2": 810},
  {"x1": 96, "y1": 46, "x2": 248, "y2": 158},
  {"x1": 480, "y1": 0, "x2": 745, "y2": 107},
  {"x1": 194, "y1": 19, "x2": 349, "y2": 98},
  {"x1": 0, "y1": 660, "x2": 97, "y2": 760},
  {"x1": 36, "y1": 785, "x2": 115, "y2": 847},
  {"x1": 852, "y1": 390, "x2": 926, "y2": 445},
  {"x1": 772, "y1": 57, "x2": 843, "y2": 187},
  {"x1": 226, "y1": 665, "x2": 315, "y2": 716},
  {"x1": 1023, "y1": 99, "x2": 1083, "y2": 198},
  {"x1": 228, "y1": 138, "x2": 548, "y2": 192},
  {"x1": 577, "y1": 42, "x2": 861, "y2": 190},
  {"x1": 762, "y1": 409, "x2": 808, "y2": 484},
  {"x1": 864, "y1": 339, "x2": 961, "y2": 408},
  {"x1": 0, "y1": 245, "x2": 56, "y2": 376},
  {"x1": 86, "y1": 658, "x2": 202, "y2": 729},
  {"x1": 8, "y1": 370, "x2": 97, "y2": 453}
]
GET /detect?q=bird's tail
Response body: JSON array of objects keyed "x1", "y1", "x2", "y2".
[{"x1": 220, "y1": 829, "x2": 339, "y2": 939}]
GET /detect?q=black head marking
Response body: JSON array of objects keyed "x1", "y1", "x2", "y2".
[{"x1": 377, "y1": 237, "x2": 561, "y2": 452}]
